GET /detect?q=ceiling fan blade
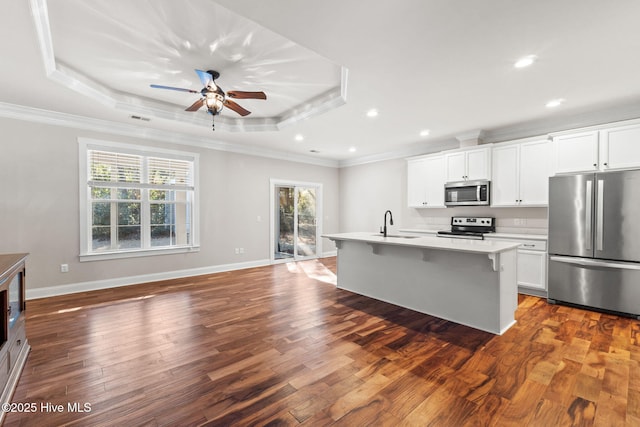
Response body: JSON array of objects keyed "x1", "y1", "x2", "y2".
[
  {"x1": 185, "y1": 98, "x2": 205, "y2": 112},
  {"x1": 227, "y1": 90, "x2": 267, "y2": 100},
  {"x1": 150, "y1": 84, "x2": 199, "y2": 94},
  {"x1": 195, "y1": 69, "x2": 214, "y2": 88},
  {"x1": 223, "y1": 99, "x2": 251, "y2": 116}
]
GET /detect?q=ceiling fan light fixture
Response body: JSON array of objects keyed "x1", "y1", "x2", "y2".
[{"x1": 205, "y1": 93, "x2": 225, "y2": 113}]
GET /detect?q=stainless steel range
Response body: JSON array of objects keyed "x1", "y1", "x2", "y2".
[{"x1": 437, "y1": 216, "x2": 495, "y2": 240}]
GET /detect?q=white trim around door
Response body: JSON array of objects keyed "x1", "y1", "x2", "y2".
[{"x1": 270, "y1": 179, "x2": 323, "y2": 264}]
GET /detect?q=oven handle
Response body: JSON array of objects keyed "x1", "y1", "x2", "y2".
[
  {"x1": 549, "y1": 255, "x2": 640, "y2": 270},
  {"x1": 477, "y1": 185, "x2": 481, "y2": 202}
]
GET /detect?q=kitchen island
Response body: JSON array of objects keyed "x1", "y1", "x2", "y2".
[{"x1": 323, "y1": 232, "x2": 520, "y2": 334}]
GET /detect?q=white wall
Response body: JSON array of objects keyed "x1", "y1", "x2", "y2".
[
  {"x1": 339, "y1": 158, "x2": 406, "y2": 234},
  {"x1": 339, "y1": 158, "x2": 548, "y2": 235},
  {"x1": 0, "y1": 117, "x2": 340, "y2": 296}
]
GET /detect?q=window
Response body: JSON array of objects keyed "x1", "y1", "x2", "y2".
[{"x1": 79, "y1": 139, "x2": 199, "y2": 260}]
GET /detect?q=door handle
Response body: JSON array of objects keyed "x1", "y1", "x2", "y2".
[
  {"x1": 585, "y1": 180, "x2": 592, "y2": 250},
  {"x1": 596, "y1": 179, "x2": 604, "y2": 251}
]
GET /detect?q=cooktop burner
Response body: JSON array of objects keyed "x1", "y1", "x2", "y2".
[{"x1": 436, "y1": 216, "x2": 495, "y2": 240}]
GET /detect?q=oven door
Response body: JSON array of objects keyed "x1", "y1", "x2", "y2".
[{"x1": 444, "y1": 181, "x2": 490, "y2": 206}]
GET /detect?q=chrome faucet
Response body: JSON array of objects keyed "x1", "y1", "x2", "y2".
[{"x1": 381, "y1": 210, "x2": 394, "y2": 237}]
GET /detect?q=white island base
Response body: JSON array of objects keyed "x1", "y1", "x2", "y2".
[{"x1": 325, "y1": 233, "x2": 519, "y2": 335}]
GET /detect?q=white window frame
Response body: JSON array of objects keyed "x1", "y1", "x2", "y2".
[{"x1": 78, "y1": 138, "x2": 200, "y2": 261}]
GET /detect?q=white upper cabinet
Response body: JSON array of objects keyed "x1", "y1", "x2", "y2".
[
  {"x1": 407, "y1": 155, "x2": 446, "y2": 208},
  {"x1": 519, "y1": 140, "x2": 554, "y2": 205},
  {"x1": 445, "y1": 146, "x2": 491, "y2": 182},
  {"x1": 599, "y1": 124, "x2": 640, "y2": 170},
  {"x1": 492, "y1": 139, "x2": 553, "y2": 206},
  {"x1": 445, "y1": 152, "x2": 466, "y2": 181},
  {"x1": 553, "y1": 131, "x2": 599, "y2": 173},
  {"x1": 553, "y1": 122, "x2": 640, "y2": 173},
  {"x1": 491, "y1": 144, "x2": 519, "y2": 206}
]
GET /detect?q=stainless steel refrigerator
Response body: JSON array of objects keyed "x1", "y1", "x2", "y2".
[{"x1": 548, "y1": 169, "x2": 640, "y2": 317}]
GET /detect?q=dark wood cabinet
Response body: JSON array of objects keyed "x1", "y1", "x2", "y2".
[{"x1": 0, "y1": 254, "x2": 29, "y2": 422}]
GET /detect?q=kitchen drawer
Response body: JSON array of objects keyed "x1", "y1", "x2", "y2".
[
  {"x1": 486, "y1": 237, "x2": 547, "y2": 251},
  {"x1": 517, "y1": 240, "x2": 546, "y2": 251}
]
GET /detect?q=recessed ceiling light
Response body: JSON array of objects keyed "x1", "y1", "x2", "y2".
[
  {"x1": 545, "y1": 98, "x2": 565, "y2": 108},
  {"x1": 294, "y1": 134, "x2": 304, "y2": 141},
  {"x1": 419, "y1": 129, "x2": 431, "y2": 137},
  {"x1": 514, "y1": 55, "x2": 537, "y2": 68},
  {"x1": 366, "y1": 109, "x2": 379, "y2": 118},
  {"x1": 348, "y1": 147, "x2": 357, "y2": 153}
]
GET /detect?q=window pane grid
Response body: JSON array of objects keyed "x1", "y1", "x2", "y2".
[{"x1": 85, "y1": 145, "x2": 196, "y2": 255}]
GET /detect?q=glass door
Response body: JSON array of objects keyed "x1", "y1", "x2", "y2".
[
  {"x1": 275, "y1": 186, "x2": 295, "y2": 260},
  {"x1": 272, "y1": 182, "x2": 320, "y2": 262},
  {"x1": 295, "y1": 187, "x2": 317, "y2": 259}
]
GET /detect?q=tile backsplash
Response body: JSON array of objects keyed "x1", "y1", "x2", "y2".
[{"x1": 404, "y1": 207, "x2": 548, "y2": 235}]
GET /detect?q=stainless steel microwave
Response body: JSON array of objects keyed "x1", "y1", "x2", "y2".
[{"x1": 444, "y1": 180, "x2": 490, "y2": 206}]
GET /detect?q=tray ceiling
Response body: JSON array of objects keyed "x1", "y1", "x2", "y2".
[{"x1": 38, "y1": 0, "x2": 346, "y2": 131}]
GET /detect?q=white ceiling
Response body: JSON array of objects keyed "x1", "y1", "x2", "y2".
[{"x1": 2, "y1": 0, "x2": 640, "y2": 166}]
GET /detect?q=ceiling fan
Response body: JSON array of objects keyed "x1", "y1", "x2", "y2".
[{"x1": 150, "y1": 69, "x2": 267, "y2": 130}]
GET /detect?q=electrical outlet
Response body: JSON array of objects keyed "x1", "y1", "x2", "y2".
[
  {"x1": 239, "y1": 248, "x2": 244, "y2": 254},
  {"x1": 60, "y1": 264, "x2": 69, "y2": 273},
  {"x1": 234, "y1": 248, "x2": 239, "y2": 254}
]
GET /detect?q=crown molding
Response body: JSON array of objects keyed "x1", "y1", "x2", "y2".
[
  {"x1": 483, "y1": 99, "x2": 640, "y2": 144},
  {"x1": 0, "y1": 101, "x2": 339, "y2": 168},
  {"x1": 338, "y1": 139, "x2": 459, "y2": 168}
]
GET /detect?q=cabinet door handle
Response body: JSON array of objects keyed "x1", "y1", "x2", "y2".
[
  {"x1": 593, "y1": 163, "x2": 597, "y2": 167},
  {"x1": 522, "y1": 244, "x2": 535, "y2": 248}
]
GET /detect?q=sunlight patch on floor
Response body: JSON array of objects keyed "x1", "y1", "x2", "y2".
[{"x1": 298, "y1": 259, "x2": 337, "y2": 286}]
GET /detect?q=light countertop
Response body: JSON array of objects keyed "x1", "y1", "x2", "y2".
[{"x1": 322, "y1": 232, "x2": 521, "y2": 255}]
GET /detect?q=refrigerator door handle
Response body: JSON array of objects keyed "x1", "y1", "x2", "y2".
[
  {"x1": 596, "y1": 179, "x2": 604, "y2": 251},
  {"x1": 549, "y1": 255, "x2": 640, "y2": 271},
  {"x1": 585, "y1": 180, "x2": 592, "y2": 250}
]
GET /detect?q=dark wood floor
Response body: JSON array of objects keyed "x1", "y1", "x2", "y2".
[{"x1": 4, "y1": 257, "x2": 640, "y2": 426}]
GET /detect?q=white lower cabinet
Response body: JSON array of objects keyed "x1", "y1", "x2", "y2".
[
  {"x1": 517, "y1": 249, "x2": 546, "y2": 292},
  {"x1": 487, "y1": 237, "x2": 547, "y2": 296}
]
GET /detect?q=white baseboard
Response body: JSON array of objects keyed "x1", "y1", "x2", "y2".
[
  {"x1": 26, "y1": 259, "x2": 272, "y2": 300},
  {"x1": 321, "y1": 250, "x2": 337, "y2": 258}
]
